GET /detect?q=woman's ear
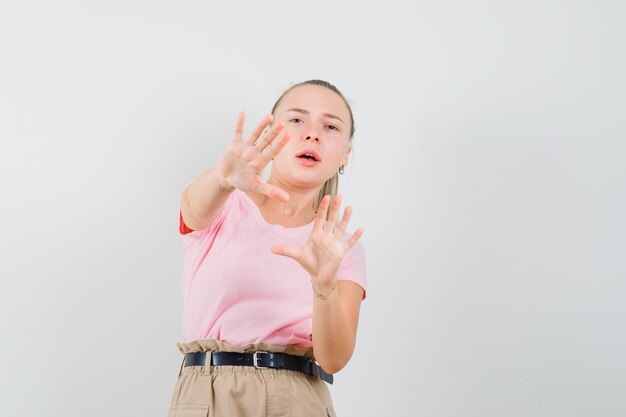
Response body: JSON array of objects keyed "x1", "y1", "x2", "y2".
[{"x1": 341, "y1": 146, "x2": 352, "y2": 168}]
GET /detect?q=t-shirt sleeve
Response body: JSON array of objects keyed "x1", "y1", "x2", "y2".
[
  {"x1": 179, "y1": 180, "x2": 196, "y2": 235},
  {"x1": 179, "y1": 210, "x2": 194, "y2": 235},
  {"x1": 178, "y1": 189, "x2": 238, "y2": 295},
  {"x1": 338, "y1": 240, "x2": 367, "y2": 300}
]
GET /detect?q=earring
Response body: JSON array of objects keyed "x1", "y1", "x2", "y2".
[{"x1": 339, "y1": 165, "x2": 345, "y2": 175}]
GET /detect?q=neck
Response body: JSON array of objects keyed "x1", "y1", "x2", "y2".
[{"x1": 261, "y1": 176, "x2": 321, "y2": 221}]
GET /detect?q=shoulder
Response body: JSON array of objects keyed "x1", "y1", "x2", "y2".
[{"x1": 344, "y1": 237, "x2": 366, "y2": 260}]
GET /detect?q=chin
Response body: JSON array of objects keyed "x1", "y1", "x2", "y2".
[
  {"x1": 275, "y1": 159, "x2": 337, "y2": 189},
  {"x1": 287, "y1": 176, "x2": 324, "y2": 189}
]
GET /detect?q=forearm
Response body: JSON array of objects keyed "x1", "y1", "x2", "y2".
[
  {"x1": 311, "y1": 279, "x2": 355, "y2": 374},
  {"x1": 185, "y1": 168, "x2": 234, "y2": 220}
]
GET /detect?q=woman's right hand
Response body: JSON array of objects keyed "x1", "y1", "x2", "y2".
[{"x1": 216, "y1": 111, "x2": 292, "y2": 202}]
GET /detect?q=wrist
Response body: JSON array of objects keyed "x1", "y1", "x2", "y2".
[
  {"x1": 217, "y1": 174, "x2": 235, "y2": 193},
  {"x1": 311, "y1": 279, "x2": 337, "y2": 301}
]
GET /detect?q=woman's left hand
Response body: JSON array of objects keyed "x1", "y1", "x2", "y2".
[{"x1": 271, "y1": 194, "x2": 364, "y2": 293}]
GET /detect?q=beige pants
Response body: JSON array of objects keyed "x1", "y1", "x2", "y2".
[{"x1": 167, "y1": 339, "x2": 337, "y2": 417}]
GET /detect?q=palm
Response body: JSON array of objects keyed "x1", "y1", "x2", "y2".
[
  {"x1": 217, "y1": 142, "x2": 263, "y2": 190},
  {"x1": 217, "y1": 112, "x2": 292, "y2": 201},
  {"x1": 292, "y1": 229, "x2": 348, "y2": 278},
  {"x1": 272, "y1": 195, "x2": 364, "y2": 285}
]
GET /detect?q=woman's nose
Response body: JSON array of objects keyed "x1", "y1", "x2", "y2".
[{"x1": 305, "y1": 134, "x2": 320, "y2": 142}]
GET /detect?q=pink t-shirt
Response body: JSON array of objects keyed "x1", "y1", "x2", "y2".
[{"x1": 178, "y1": 188, "x2": 367, "y2": 347}]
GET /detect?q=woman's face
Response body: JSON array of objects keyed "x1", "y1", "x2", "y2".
[{"x1": 271, "y1": 84, "x2": 352, "y2": 188}]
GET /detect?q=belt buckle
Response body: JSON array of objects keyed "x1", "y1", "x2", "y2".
[{"x1": 253, "y1": 351, "x2": 269, "y2": 369}]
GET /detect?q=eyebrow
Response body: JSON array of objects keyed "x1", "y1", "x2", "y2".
[{"x1": 286, "y1": 108, "x2": 344, "y2": 123}]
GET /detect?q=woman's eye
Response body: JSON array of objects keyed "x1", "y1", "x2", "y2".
[
  {"x1": 327, "y1": 124, "x2": 339, "y2": 131},
  {"x1": 290, "y1": 117, "x2": 303, "y2": 123}
]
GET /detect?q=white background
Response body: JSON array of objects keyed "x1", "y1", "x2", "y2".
[{"x1": 1, "y1": 1, "x2": 625, "y2": 416}]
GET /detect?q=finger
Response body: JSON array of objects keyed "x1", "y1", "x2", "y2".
[
  {"x1": 273, "y1": 128, "x2": 292, "y2": 151},
  {"x1": 271, "y1": 244, "x2": 301, "y2": 259},
  {"x1": 253, "y1": 121, "x2": 285, "y2": 152},
  {"x1": 245, "y1": 114, "x2": 273, "y2": 146},
  {"x1": 334, "y1": 205, "x2": 352, "y2": 237},
  {"x1": 325, "y1": 195, "x2": 342, "y2": 232},
  {"x1": 253, "y1": 120, "x2": 284, "y2": 152},
  {"x1": 313, "y1": 195, "x2": 331, "y2": 232},
  {"x1": 262, "y1": 130, "x2": 291, "y2": 161},
  {"x1": 231, "y1": 111, "x2": 246, "y2": 143},
  {"x1": 255, "y1": 181, "x2": 290, "y2": 202},
  {"x1": 241, "y1": 121, "x2": 284, "y2": 164},
  {"x1": 344, "y1": 228, "x2": 364, "y2": 250}
]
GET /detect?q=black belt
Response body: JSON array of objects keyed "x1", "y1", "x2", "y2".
[{"x1": 183, "y1": 351, "x2": 334, "y2": 384}]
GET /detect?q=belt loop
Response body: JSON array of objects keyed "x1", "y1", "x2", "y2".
[
  {"x1": 312, "y1": 359, "x2": 321, "y2": 379},
  {"x1": 202, "y1": 351, "x2": 213, "y2": 377}
]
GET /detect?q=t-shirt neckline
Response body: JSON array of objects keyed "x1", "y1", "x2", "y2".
[{"x1": 238, "y1": 190, "x2": 315, "y2": 236}]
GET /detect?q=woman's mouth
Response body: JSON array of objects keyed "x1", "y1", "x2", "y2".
[{"x1": 296, "y1": 154, "x2": 320, "y2": 166}]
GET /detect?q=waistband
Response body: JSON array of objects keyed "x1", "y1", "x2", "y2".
[{"x1": 176, "y1": 339, "x2": 316, "y2": 359}]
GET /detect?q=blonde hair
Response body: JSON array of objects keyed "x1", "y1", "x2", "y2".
[{"x1": 271, "y1": 79, "x2": 355, "y2": 213}]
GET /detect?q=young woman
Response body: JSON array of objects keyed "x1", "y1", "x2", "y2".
[{"x1": 168, "y1": 80, "x2": 367, "y2": 417}]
